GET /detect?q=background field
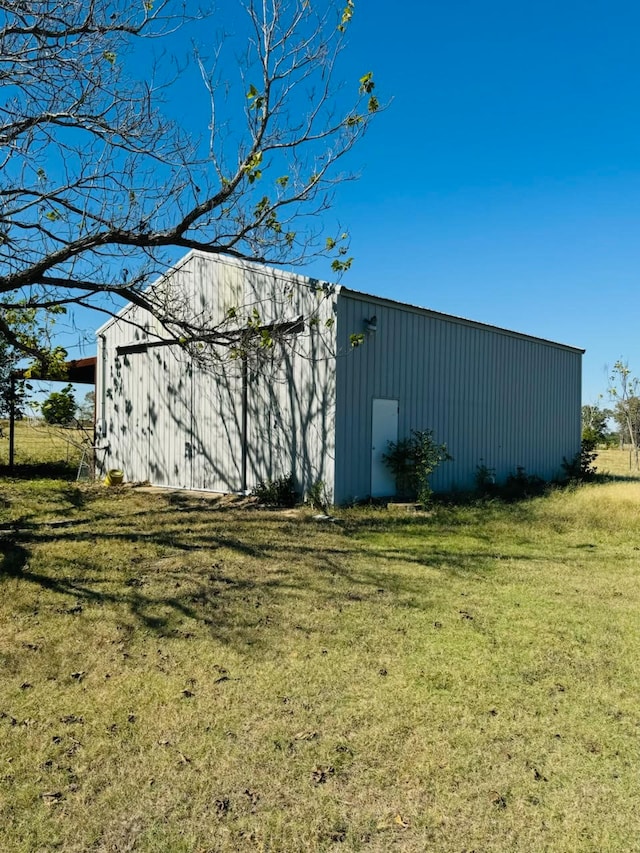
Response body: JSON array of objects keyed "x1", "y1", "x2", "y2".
[
  {"x1": 0, "y1": 421, "x2": 89, "y2": 473},
  {"x1": 1, "y1": 470, "x2": 640, "y2": 851},
  {"x1": 593, "y1": 446, "x2": 640, "y2": 479}
]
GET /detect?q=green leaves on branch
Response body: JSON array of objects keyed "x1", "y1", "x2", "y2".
[
  {"x1": 24, "y1": 346, "x2": 68, "y2": 380},
  {"x1": 331, "y1": 257, "x2": 353, "y2": 273},
  {"x1": 254, "y1": 196, "x2": 283, "y2": 234},
  {"x1": 325, "y1": 232, "x2": 352, "y2": 274},
  {"x1": 338, "y1": 0, "x2": 355, "y2": 32},
  {"x1": 242, "y1": 151, "x2": 263, "y2": 184},
  {"x1": 359, "y1": 72, "x2": 375, "y2": 95},
  {"x1": 356, "y1": 72, "x2": 378, "y2": 114},
  {"x1": 41, "y1": 383, "x2": 76, "y2": 425},
  {"x1": 246, "y1": 84, "x2": 265, "y2": 112}
]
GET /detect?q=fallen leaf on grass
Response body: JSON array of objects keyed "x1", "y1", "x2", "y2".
[
  {"x1": 65, "y1": 739, "x2": 82, "y2": 756},
  {"x1": 311, "y1": 765, "x2": 334, "y2": 784},
  {"x1": 41, "y1": 791, "x2": 63, "y2": 805},
  {"x1": 63, "y1": 605, "x2": 83, "y2": 615},
  {"x1": 376, "y1": 814, "x2": 410, "y2": 831},
  {"x1": 489, "y1": 791, "x2": 507, "y2": 809},
  {"x1": 215, "y1": 798, "x2": 230, "y2": 815},
  {"x1": 244, "y1": 788, "x2": 260, "y2": 809}
]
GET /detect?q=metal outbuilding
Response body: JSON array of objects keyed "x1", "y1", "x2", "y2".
[{"x1": 96, "y1": 251, "x2": 583, "y2": 503}]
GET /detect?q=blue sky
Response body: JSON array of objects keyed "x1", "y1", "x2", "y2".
[{"x1": 58, "y1": 0, "x2": 640, "y2": 405}]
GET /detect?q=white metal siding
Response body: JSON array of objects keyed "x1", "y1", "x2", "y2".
[
  {"x1": 334, "y1": 293, "x2": 582, "y2": 502},
  {"x1": 97, "y1": 252, "x2": 337, "y2": 499}
]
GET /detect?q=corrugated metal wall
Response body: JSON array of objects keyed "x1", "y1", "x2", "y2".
[
  {"x1": 96, "y1": 252, "x2": 337, "y2": 498},
  {"x1": 333, "y1": 291, "x2": 582, "y2": 502}
]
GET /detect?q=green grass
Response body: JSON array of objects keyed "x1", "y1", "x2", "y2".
[{"x1": 1, "y1": 476, "x2": 640, "y2": 851}]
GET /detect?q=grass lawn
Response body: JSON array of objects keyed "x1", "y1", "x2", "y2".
[{"x1": 1, "y1": 463, "x2": 640, "y2": 850}]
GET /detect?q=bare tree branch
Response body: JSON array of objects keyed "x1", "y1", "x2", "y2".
[{"x1": 0, "y1": 0, "x2": 380, "y2": 364}]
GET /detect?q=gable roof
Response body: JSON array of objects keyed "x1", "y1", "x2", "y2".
[{"x1": 95, "y1": 250, "x2": 584, "y2": 355}]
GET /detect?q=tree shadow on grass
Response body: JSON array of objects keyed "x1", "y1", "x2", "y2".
[
  {"x1": 0, "y1": 532, "x2": 260, "y2": 642},
  {"x1": 0, "y1": 538, "x2": 28, "y2": 576},
  {"x1": 0, "y1": 462, "x2": 77, "y2": 480},
  {"x1": 0, "y1": 488, "x2": 543, "y2": 649}
]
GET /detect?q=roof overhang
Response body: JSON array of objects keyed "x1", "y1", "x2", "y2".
[{"x1": 12, "y1": 356, "x2": 96, "y2": 385}]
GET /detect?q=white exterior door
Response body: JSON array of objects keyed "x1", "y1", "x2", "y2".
[{"x1": 371, "y1": 398, "x2": 399, "y2": 497}]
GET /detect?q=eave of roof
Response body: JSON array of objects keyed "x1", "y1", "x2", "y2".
[{"x1": 337, "y1": 286, "x2": 586, "y2": 354}]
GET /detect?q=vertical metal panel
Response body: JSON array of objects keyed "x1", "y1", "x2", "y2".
[
  {"x1": 241, "y1": 269, "x2": 337, "y2": 500},
  {"x1": 191, "y1": 348, "x2": 243, "y2": 492},
  {"x1": 334, "y1": 293, "x2": 582, "y2": 502},
  {"x1": 147, "y1": 347, "x2": 193, "y2": 489}
]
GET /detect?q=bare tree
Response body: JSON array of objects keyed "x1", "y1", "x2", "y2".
[
  {"x1": 0, "y1": 0, "x2": 378, "y2": 367},
  {"x1": 609, "y1": 361, "x2": 640, "y2": 462}
]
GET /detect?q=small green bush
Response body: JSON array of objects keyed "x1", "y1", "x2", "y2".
[
  {"x1": 501, "y1": 467, "x2": 546, "y2": 501},
  {"x1": 251, "y1": 473, "x2": 298, "y2": 507},
  {"x1": 383, "y1": 429, "x2": 452, "y2": 505},
  {"x1": 474, "y1": 462, "x2": 496, "y2": 496},
  {"x1": 306, "y1": 479, "x2": 329, "y2": 510},
  {"x1": 474, "y1": 463, "x2": 547, "y2": 501},
  {"x1": 562, "y1": 438, "x2": 598, "y2": 482}
]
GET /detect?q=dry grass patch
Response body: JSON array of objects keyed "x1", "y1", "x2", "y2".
[
  {"x1": 1, "y1": 479, "x2": 640, "y2": 851},
  {"x1": 595, "y1": 446, "x2": 640, "y2": 479}
]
